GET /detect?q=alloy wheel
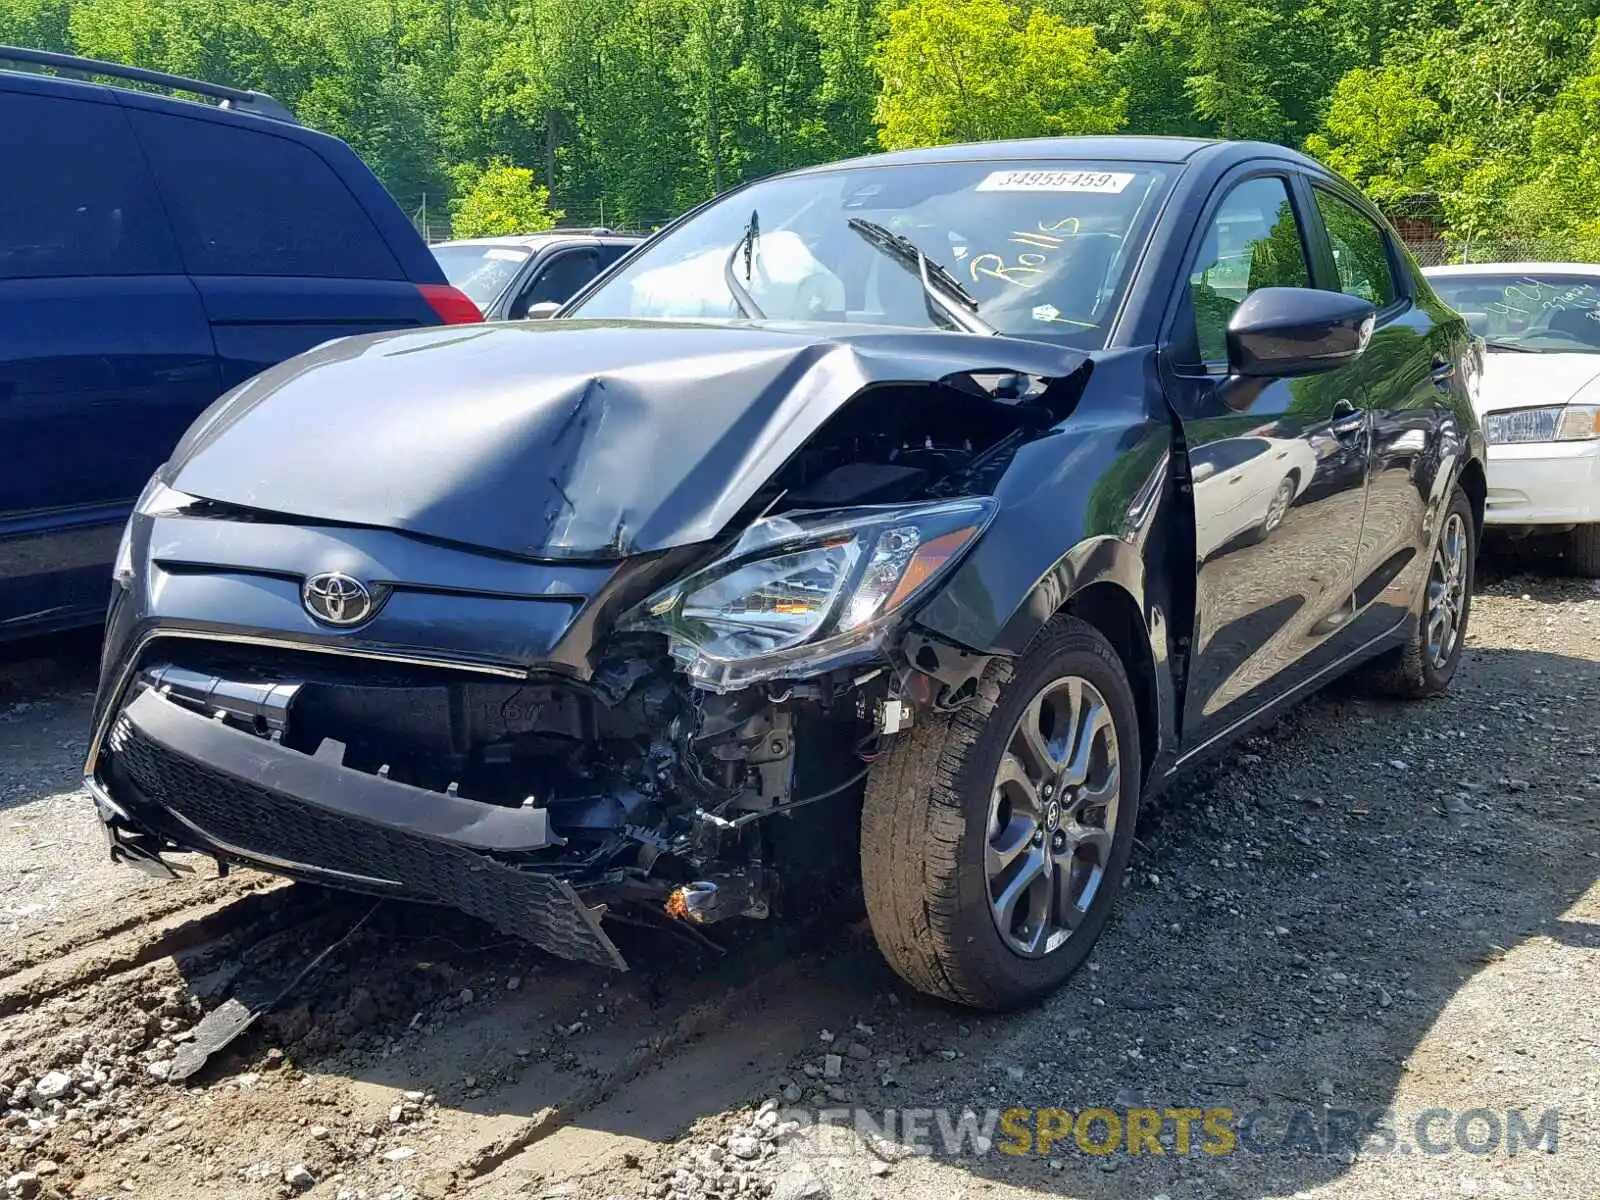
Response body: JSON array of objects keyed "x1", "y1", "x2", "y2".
[
  {"x1": 1426, "y1": 511, "x2": 1468, "y2": 669},
  {"x1": 1263, "y1": 478, "x2": 1294, "y2": 534},
  {"x1": 985, "y1": 675, "x2": 1121, "y2": 958}
]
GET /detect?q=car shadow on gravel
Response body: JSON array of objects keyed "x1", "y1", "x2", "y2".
[
  {"x1": 11, "y1": 580, "x2": 1595, "y2": 1197},
  {"x1": 0, "y1": 631, "x2": 99, "y2": 816},
  {"x1": 140, "y1": 645, "x2": 1594, "y2": 1198},
  {"x1": 921, "y1": 640, "x2": 1599, "y2": 1199}
]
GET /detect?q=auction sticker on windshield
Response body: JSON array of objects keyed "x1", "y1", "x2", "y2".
[{"x1": 976, "y1": 169, "x2": 1135, "y2": 193}]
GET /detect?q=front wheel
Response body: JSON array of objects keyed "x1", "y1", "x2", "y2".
[
  {"x1": 860, "y1": 616, "x2": 1141, "y2": 1010},
  {"x1": 1260, "y1": 475, "x2": 1295, "y2": 535},
  {"x1": 1358, "y1": 484, "x2": 1475, "y2": 698},
  {"x1": 1566, "y1": 524, "x2": 1600, "y2": 577}
]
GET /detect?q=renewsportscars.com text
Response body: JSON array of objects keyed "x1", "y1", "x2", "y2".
[{"x1": 776, "y1": 1105, "x2": 1561, "y2": 1159}]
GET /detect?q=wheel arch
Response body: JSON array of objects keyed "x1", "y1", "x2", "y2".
[
  {"x1": 946, "y1": 533, "x2": 1178, "y2": 787},
  {"x1": 1457, "y1": 455, "x2": 1486, "y2": 541},
  {"x1": 1059, "y1": 579, "x2": 1161, "y2": 787}
]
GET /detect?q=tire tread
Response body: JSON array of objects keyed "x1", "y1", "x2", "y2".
[{"x1": 861, "y1": 617, "x2": 1134, "y2": 1009}]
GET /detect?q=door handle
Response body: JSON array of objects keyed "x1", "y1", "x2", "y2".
[
  {"x1": 1431, "y1": 356, "x2": 1456, "y2": 392},
  {"x1": 1330, "y1": 401, "x2": 1366, "y2": 440}
]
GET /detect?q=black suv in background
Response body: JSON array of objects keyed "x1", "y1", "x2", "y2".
[
  {"x1": 0, "y1": 47, "x2": 483, "y2": 641},
  {"x1": 431, "y1": 230, "x2": 645, "y2": 320}
]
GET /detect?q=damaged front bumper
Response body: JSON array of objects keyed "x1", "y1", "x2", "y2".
[{"x1": 90, "y1": 667, "x2": 625, "y2": 969}]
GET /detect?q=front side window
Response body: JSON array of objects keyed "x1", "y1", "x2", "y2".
[
  {"x1": 1313, "y1": 189, "x2": 1398, "y2": 308},
  {"x1": 1184, "y1": 176, "x2": 1311, "y2": 364},
  {"x1": 572, "y1": 161, "x2": 1173, "y2": 347},
  {"x1": 519, "y1": 250, "x2": 600, "y2": 313},
  {"x1": 1428, "y1": 273, "x2": 1600, "y2": 353}
]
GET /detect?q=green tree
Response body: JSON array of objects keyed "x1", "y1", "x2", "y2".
[
  {"x1": 872, "y1": 0, "x2": 1125, "y2": 149},
  {"x1": 1304, "y1": 65, "x2": 1444, "y2": 208},
  {"x1": 14, "y1": 0, "x2": 1600, "y2": 256},
  {"x1": 449, "y1": 160, "x2": 561, "y2": 235},
  {"x1": 1504, "y1": 26, "x2": 1600, "y2": 254},
  {"x1": 1142, "y1": 0, "x2": 1282, "y2": 140},
  {"x1": 1304, "y1": 0, "x2": 1600, "y2": 243},
  {"x1": 804, "y1": 0, "x2": 882, "y2": 158}
]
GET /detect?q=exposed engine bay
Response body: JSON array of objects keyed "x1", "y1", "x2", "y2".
[{"x1": 763, "y1": 373, "x2": 1068, "y2": 511}]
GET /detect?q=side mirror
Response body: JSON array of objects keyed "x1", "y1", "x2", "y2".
[
  {"x1": 1227, "y1": 287, "x2": 1377, "y2": 378},
  {"x1": 1191, "y1": 460, "x2": 1217, "y2": 483},
  {"x1": 525, "y1": 301, "x2": 563, "y2": 321}
]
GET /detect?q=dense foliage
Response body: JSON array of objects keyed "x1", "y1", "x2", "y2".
[{"x1": 6, "y1": 0, "x2": 1600, "y2": 252}]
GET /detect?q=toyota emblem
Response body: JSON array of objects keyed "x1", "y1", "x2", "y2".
[{"x1": 302, "y1": 572, "x2": 379, "y2": 627}]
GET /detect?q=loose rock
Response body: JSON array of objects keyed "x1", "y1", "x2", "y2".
[
  {"x1": 31, "y1": 1072, "x2": 70, "y2": 1101},
  {"x1": 284, "y1": 1163, "x2": 315, "y2": 1190}
]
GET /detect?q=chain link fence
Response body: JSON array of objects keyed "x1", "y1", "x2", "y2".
[{"x1": 1400, "y1": 237, "x2": 1599, "y2": 268}]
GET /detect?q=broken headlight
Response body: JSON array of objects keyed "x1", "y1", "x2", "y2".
[{"x1": 629, "y1": 498, "x2": 995, "y2": 691}]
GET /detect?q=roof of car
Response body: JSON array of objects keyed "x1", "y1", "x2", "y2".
[
  {"x1": 1423, "y1": 261, "x2": 1600, "y2": 276},
  {"x1": 789, "y1": 136, "x2": 1322, "y2": 173},
  {"x1": 436, "y1": 230, "x2": 644, "y2": 250},
  {"x1": 0, "y1": 44, "x2": 294, "y2": 122}
]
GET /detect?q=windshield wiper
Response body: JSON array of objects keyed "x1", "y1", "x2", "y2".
[
  {"x1": 1483, "y1": 338, "x2": 1538, "y2": 353},
  {"x1": 847, "y1": 218, "x2": 995, "y2": 336},
  {"x1": 722, "y1": 210, "x2": 766, "y2": 320}
]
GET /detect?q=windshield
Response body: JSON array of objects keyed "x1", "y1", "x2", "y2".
[
  {"x1": 1429, "y1": 272, "x2": 1600, "y2": 353},
  {"x1": 432, "y1": 244, "x2": 531, "y2": 307},
  {"x1": 571, "y1": 160, "x2": 1172, "y2": 347}
]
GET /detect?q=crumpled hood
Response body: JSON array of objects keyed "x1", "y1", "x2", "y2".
[
  {"x1": 1478, "y1": 350, "x2": 1600, "y2": 415},
  {"x1": 167, "y1": 320, "x2": 1086, "y2": 559}
]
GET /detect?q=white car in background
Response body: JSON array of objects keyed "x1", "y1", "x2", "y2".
[
  {"x1": 1190, "y1": 434, "x2": 1318, "y2": 562},
  {"x1": 1425, "y1": 262, "x2": 1600, "y2": 575}
]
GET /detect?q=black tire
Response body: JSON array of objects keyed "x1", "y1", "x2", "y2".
[
  {"x1": 1358, "y1": 484, "x2": 1475, "y2": 699},
  {"x1": 859, "y1": 615, "x2": 1141, "y2": 1010},
  {"x1": 1261, "y1": 475, "x2": 1295, "y2": 535},
  {"x1": 1566, "y1": 524, "x2": 1600, "y2": 577}
]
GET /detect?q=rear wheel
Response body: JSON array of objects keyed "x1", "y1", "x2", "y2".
[
  {"x1": 860, "y1": 616, "x2": 1141, "y2": 1010},
  {"x1": 1358, "y1": 484, "x2": 1474, "y2": 698},
  {"x1": 1566, "y1": 524, "x2": 1600, "y2": 577}
]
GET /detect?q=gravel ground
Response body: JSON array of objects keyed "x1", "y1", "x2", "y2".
[
  {"x1": 0, "y1": 634, "x2": 149, "y2": 938},
  {"x1": 0, "y1": 558, "x2": 1595, "y2": 1200}
]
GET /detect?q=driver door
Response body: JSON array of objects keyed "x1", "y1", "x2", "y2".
[{"x1": 1161, "y1": 169, "x2": 1372, "y2": 753}]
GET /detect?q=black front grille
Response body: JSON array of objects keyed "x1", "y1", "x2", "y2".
[{"x1": 107, "y1": 721, "x2": 624, "y2": 969}]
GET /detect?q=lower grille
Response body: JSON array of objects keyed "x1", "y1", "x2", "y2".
[{"x1": 107, "y1": 721, "x2": 624, "y2": 969}]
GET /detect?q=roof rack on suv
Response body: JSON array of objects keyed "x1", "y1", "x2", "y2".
[{"x1": 0, "y1": 45, "x2": 296, "y2": 123}]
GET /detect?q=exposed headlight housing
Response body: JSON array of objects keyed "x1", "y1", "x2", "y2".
[
  {"x1": 1482, "y1": 404, "x2": 1600, "y2": 444},
  {"x1": 629, "y1": 498, "x2": 995, "y2": 691}
]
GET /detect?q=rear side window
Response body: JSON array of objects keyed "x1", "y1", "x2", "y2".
[
  {"x1": 0, "y1": 93, "x2": 178, "y2": 279},
  {"x1": 1313, "y1": 188, "x2": 1399, "y2": 308},
  {"x1": 128, "y1": 110, "x2": 402, "y2": 280}
]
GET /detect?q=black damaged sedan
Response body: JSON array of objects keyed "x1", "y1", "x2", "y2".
[{"x1": 88, "y1": 137, "x2": 1485, "y2": 1009}]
